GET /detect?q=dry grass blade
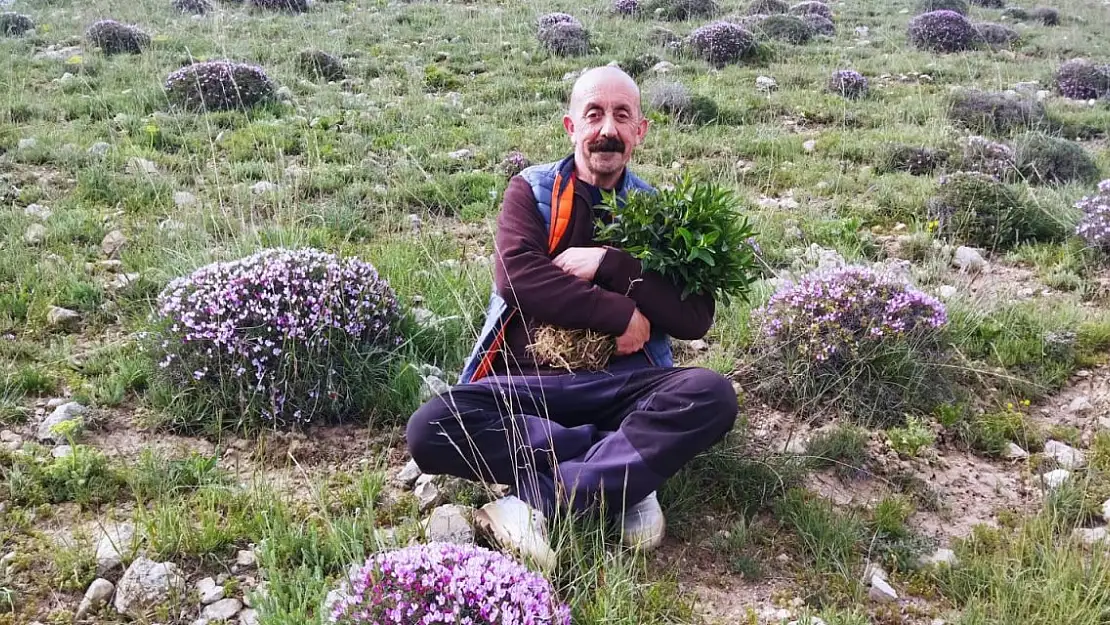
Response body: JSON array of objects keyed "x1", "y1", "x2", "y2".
[{"x1": 526, "y1": 326, "x2": 616, "y2": 373}]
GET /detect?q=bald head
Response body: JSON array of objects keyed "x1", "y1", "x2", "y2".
[{"x1": 568, "y1": 66, "x2": 643, "y2": 118}]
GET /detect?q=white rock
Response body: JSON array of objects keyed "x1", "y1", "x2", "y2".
[
  {"x1": 1044, "y1": 440, "x2": 1085, "y2": 469},
  {"x1": 855, "y1": 26, "x2": 869, "y2": 37},
  {"x1": 756, "y1": 76, "x2": 778, "y2": 92},
  {"x1": 113, "y1": 557, "x2": 186, "y2": 619},
  {"x1": 419, "y1": 374, "x2": 450, "y2": 402},
  {"x1": 920, "y1": 548, "x2": 958, "y2": 567},
  {"x1": 954, "y1": 246, "x2": 986, "y2": 274},
  {"x1": 1102, "y1": 499, "x2": 1110, "y2": 524},
  {"x1": 788, "y1": 618, "x2": 827, "y2": 625},
  {"x1": 688, "y1": 339, "x2": 709, "y2": 352},
  {"x1": 803, "y1": 139, "x2": 817, "y2": 153},
  {"x1": 447, "y1": 148, "x2": 472, "y2": 160},
  {"x1": 1066, "y1": 396, "x2": 1093, "y2": 414},
  {"x1": 197, "y1": 577, "x2": 224, "y2": 605},
  {"x1": 869, "y1": 575, "x2": 898, "y2": 603},
  {"x1": 37, "y1": 401, "x2": 87, "y2": 443},
  {"x1": 52, "y1": 444, "x2": 73, "y2": 458},
  {"x1": 863, "y1": 562, "x2": 888, "y2": 583},
  {"x1": 1073, "y1": 527, "x2": 1109, "y2": 546},
  {"x1": 46, "y1": 306, "x2": 80, "y2": 329},
  {"x1": 414, "y1": 474, "x2": 442, "y2": 511},
  {"x1": 276, "y1": 86, "x2": 293, "y2": 101},
  {"x1": 203, "y1": 598, "x2": 243, "y2": 621},
  {"x1": 105, "y1": 272, "x2": 141, "y2": 291},
  {"x1": 100, "y1": 230, "x2": 126, "y2": 258},
  {"x1": 127, "y1": 157, "x2": 158, "y2": 175},
  {"x1": 76, "y1": 578, "x2": 115, "y2": 619},
  {"x1": 46, "y1": 397, "x2": 68, "y2": 408},
  {"x1": 95, "y1": 523, "x2": 136, "y2": 576},
  {"x1": 1003, "y1": 442, "x2": 1029, "y2": 459},
  {"x1": 18, "y1": 138, "x2": 36, "y2": 150},
  {"x1": 650, "y1": 61, "x2": 675, "y2": 75},
  {"x1": 424, "y1": 504, "x2": 475, "y2": 545},
  {"x1": 23, "y1": 203, "x2": 52, "y2": 220},
  {"x1": 239, "y1": 609, "x2": 259, "y2": 625},
  {"x1": 937, "y1": 285, "x2": 957, "y2": 299},
  {"x1": 88, "y1": 142, "x2": 111, "y2": 156},
  {"x1": 1041, "y1": 469, "x2": 1070, "y2": 490},
  {"x1": 24, "y1": 223, "x2": 46, "y2": 244},
  {"x1": 251, "y1": 181, "x2": 278, "y2": 195},
  {"x1": 395, "y1": 459, "x2": 423, "y2": 489},
  {"x1": 236, "y1": 550, "x2": 257, "y2": 568},
  {"x1": 173, "y1": 191, "x2": 197, "y2": 207}
]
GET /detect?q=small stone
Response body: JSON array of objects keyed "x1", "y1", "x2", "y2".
[
  {"x1": 920, "y1": 548, "x2": 958, "y2": 568},
  {"x1": 1044, "y1": 440, "x2": 1085, "y2": 470},
  {"x1": 95, "y1": 523, "x2": 136, "y2": 576},
  {"x1": 803, "y1": 140, "x2": 817, "y2": 153},
  {"x1": 447, "y1": 148, "x2": 472, "y2": 160},
  {"x1": 414, "y1": 474, "x2": 443, "y2": 511},
  {"x1": 1073, "y1": 527, "x2": 1109, "y2": 546},
  {"x1": 251, "y1": 181, "x2": 278, "y2": 195},
  {"x1": 46, "y1": 306, "x2": 80, "y2": 329},
  {"x1": 863, "y1": 562, "x2": 888, "y2": 583},
  {"x1": 37, "y1": 401, "x2": 86, "y2": 443},
  {"x1": 1066, "y1": 396, "x2": 1093, "y2": 414},
  {"x1": 408, "y1": 213, "x2": 422, "y2": 233},
  {"x1": 23, "y1": 203, "x2": 52, "y2": 220},
  {"x1": 236, "y1": 550, "x2": 257, "y2": 568},
  {"x1": 395, "y1": 459, "x2": 423, "y2": 489},
  {"x1": 18, "y1": 138, "x2": 36, "y2": 150},
  {"x1": 425, "y1": 504, "x2": 475, "y2": 545},
  {"x1": 788, "y1": 618, "x2": 827, "y2": 625},
  {"x1": 1102, "y1": 499, "x2": 1110, "y2": 524},
  {"x1": 1041, "y1": 469, "x2": 1070, "y2": 490},
  {"x1": 24, "y1": 223, "x2": 46, "y2": 244},
  {"x1": 46, "y1": 397, "x2": 68, "y2": 409},
  {"x1": 239, "y1": 609, "x2": 259, "y2": 625},
  {"x1": 937, "y1": 285, "x2": 957, "y2": 299},
  {"x1": 688, "y1": 339, "x2": 709, "y2": 352},
  {"x1": 954, "y1": 246, "x2": 986, "y2": 274},
  {"x1": 126, "y1": 157, "x2": 158, "y2": 175},
  {"x1": 276, "y1": 86, "x2": 293, "y2": 101},
  {"x1": 94, "y1": 260, "x2": 123, "y2": 272},
  {"x1": 756, "y1": 76, "x2": 778, "y2": 92},
  {"x1": 1, "y1": 551, "x2": 17, "y2": 576},
  {"x1": 173, "y1": 191, "x2": 197, "y2": 207},
  {"x1": 76, "y1": 578, "x2": 115, "y2": 620},
  {"x1": 869, "y1": 575, "x2": 898, "y2": 603},
  {"x1": 105, "y1": 272, "x2": 141, "y2": 291},
  {"x1": 51, "y1": 444, "x2": 73, "y2": 458},
  {"x1": 419, "y1": 374, "x2": 450, "y2": 402},
  {"x1": 113, "y1": 557, "x2": 186, "y2": 619},
  {"x1": 204, "y1": 598, "x2": 243, "y2": 621},
  {"x1": 88, "y1": 142, "x2": 111, "y2": 156},
  {"x1": 197, "y1": 577, "x2": 224, "y2": 605},
  {"x1": 1004, "y1": 442, "x2": 1029, "y2": 459},
  {"x1": 650, "y1": 61, "x2": 675, "y2": 75},
  {"x1": 100, "y1": 230, "x2": 126, "y2": 258}
]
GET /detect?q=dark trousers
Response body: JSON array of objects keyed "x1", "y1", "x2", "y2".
[{"x1": 405, "y1": 366, "x2": 738, "y2": 518}]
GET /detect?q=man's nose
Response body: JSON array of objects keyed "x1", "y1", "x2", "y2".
[{"x1": 599, "y1": 113, "x2": 617, "y2": 137}]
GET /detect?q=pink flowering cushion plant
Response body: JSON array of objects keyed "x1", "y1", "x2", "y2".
[
  {"x1": 329, "y1": 542, "x2": 571, "y2": 625},
  {"x1": 1076, "y1": 180, "x2": 1110, "y2": 250},
  {"x1": 153, "y1": 248, "x2": 402, "y2": 431}
]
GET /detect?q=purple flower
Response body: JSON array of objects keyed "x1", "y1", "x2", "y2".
[
  {"x1": 1076, "y1": 179, "x2": 1110, "y2": 250},
  {"x1": 908, "y1": 10, "x2": 976, "y2": 53},
  {"x1": 330, "y1": 543, "x2": 571, "y2": 625},
  {"x1": 828, "y1": 69, "x2": 868, "y2": 99},
  {"x1": 688, "y1": 21, "x2": 756, "y2": 66}
]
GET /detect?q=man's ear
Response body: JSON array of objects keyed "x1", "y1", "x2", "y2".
[
  {"x1": 635, "y1": 115, "x2": 650, "y2": 144},
  {"x1": 563, "y1": 114, "x2": 575, "y2": 139}
]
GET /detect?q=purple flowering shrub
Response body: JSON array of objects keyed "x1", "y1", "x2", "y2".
[
  {"x1": 688, "y1": 21, "x2": 757, "y2": 66},
  {"x1": 1054, "y1": 59, "x2": 1110, "y2": 100},
  {"x1": 613, "y1": 0, "x2": 641, "y2": 15},
  {"x1": 746, "y1": 0, "x2": 788, "y2": 14},
  {"x1": 753, "y1": 267, "x2": 954, "y2": 422},
  {"x1": 880, "y1": 144, "x2": 949, "y2": 175},
  {"x1": 643, "y1": 0, "x2": 720, "y2": 20},
  {"x1": 788, "y1": 1, "x2": 831, "y2": 17},
  {"x1": 164, "y1": 61, "x2": 276, "y2": 112},
  {"x1": 86, "y1": 20, "x2": 150, "y2": 55},
  {"x1": 973, "y1": 22, "x2": 1019, "y2": 48},
  {"x1": 1076, "y1": 180, "x2": 1110, "y2": 251},
  {"x1": 499, "y1": 150, "x2": 531, "y2": 178},
  {"x1": 917, "y1": 0, "x2": 968, "y2": 15},
  {"x1": 329, "y1": 543, "x2": 571, "y2": 625},
  {"x1": 827, "y1": 69, "x2": 869, "y2": 99},
  {"x1": 959, "y1": 135, "x2": 1016, "y2": 179},
  {"x1": 172, "y1": 0, "x2": 212, "y2": 14},
  {"x1": 538, "y1": 21, "x2": 590, "y2": 56},
  {"x1": 537, "y1": 12, "x2": 581, "y2": 29},
  {"x1": 153, "y1": 248, "x2": 403, "y2": 430},
  {"x1": 908, "y1": 10, "x2": 976, "y2": 53},
  {"x1": 801, "y1": 13, "x2": 835, "y2": 35}
]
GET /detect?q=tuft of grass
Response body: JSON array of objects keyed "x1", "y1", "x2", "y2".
[
  {"x1": 886, "y1": 416, "x2": 936, "y2": 458},
  {"x1": 805, "y1": 424, "x2": 870, "y2": 479}
]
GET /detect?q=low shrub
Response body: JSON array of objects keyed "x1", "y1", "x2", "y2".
[
  {"x1": 498, "y1": 151, "x2": 531, "y2": 178},
  {"x1": 0, "y1": 12, "x2": 35, "y2": 36},
  {"x1": 827, "y1": 69, "x2": 869, "y2": 99},
  {"x1": 1075, "y1": 180, "x2": 1110, "y2": 251},
  {"x1": 746, "y1": 0, "x2": 789, "y2": 14},
  {"x1": 1029, "y1": 6, "x2": 1059, "y2": 25},
  {"x1": 947, "y1": 89, "x2": 1047, "y2": 136},
  {"x1": 296, "y1": 50, "x2": 345, "y2": 82},
  {"x1": 537, "y1": 12, "x2": 580, "y2": 28},
  {"x1": 687, "y1": 21, "x2": 758, "y2": 66},
  {"x1": 917, "y1": 0, "x2": 969, "y2": 15},
  {"x1": 642, "y1": 0, "x2": 720, "y2": 20},
  {"x1": 880, "y1": 144, "x2": 949, "y2": 176},
  {"x1": 959, "y1": 135, "x2": 1016, "y2": 179},
  {"x1": 613, "y1": 0, "x2": 641, "y2": 15},
  {"x1": 647, "y1": 80, "x2": 692, "y2": 116},
  {"x1": 970, "y1": 0, "x2": 1004, "y2": 6},
  {"x1": 328, "y1": 543, "x2": 570, "y2": 625},
  {"x1": 788, "y1": 1, "x2": 831, "y2": 17},
  {"x1": 164, "y1": 60, "x2": 276, "y2": 112},
  {"x1": 926, "y1": 171, "x2": 1065, "y2": 249},
  {"x1": 85, "y1": 19, "x2": 150, "y2": 55},
  {"x1": 1013, "y1": 132, "x2": 1100, "y2": 185},
  {"x1": 151, "y1": 248, "x2": 405, "y2": 431},
  {"x1": 974, "y1": 22, "x2": 1019, "y2": 47},
  {"x1": 171, "y1": 0, "x2": 212, "y2": 14},
  {"x1": 908, "y1": 10, "x2": 977, "y2": 53},
  {"x1": 248, "y1": 0, "x2": 308, "y2": 11},
  {"x1": 752, "y1": 266, "x2": 953, "y2": 424},
  {"x1": 616, "y1": 52, "x2": 661, "y2": 77},
  {"x1": 801, "y1": 13, "x2": 835, "y2": 35},
  {"x1": 1053, "y1": 58, "x2": 1110, "y2": 100},
  {"x1": 752, "y1": 14, "x2": 813, "y2": 43},
  {"x1": 538, "y1": 21, "x2": 590, "y2": 56}
]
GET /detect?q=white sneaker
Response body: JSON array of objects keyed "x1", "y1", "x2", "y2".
[
  {"x1": 620, "y1": 491, "x2": 666, "y2": 551},
  {"x1": 474, "y1": 496, "x2": 557, "y2": 571}
]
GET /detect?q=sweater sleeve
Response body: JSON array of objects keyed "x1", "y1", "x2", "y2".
[
  {"x1": 595, "y1": 247, "x2": 716, "y2": 340},
  {"x1": 493, "y1": 176, "x2": 637, "y2": 336}
]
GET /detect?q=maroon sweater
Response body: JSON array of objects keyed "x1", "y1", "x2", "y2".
[{"x1": 490, "y1": 173, "x2": 716, "y2": 375}]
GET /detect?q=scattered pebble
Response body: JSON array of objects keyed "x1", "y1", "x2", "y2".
[
  {"x1": 203, "y1": 598, "x2": 243, "y2": 621},
  {"x1": 37, "y1": 401, "x2": 86, "y2": 443},
  {"x1": 1073, "y1": 527, "x2": 1108, "y2": 546},
  {"x1": 126, "y1": 157, "x2": 158, "y2": 175},
  {"x1": 174, "y1": 191, "x2": 198, "y2": 207},
  {"x1": 114, "y1": 558, "x2": 186, "y2": 619},
  {"x1": 1066, "y1": 395, "x2": 1092, "y2": 414},
  {"x1": 1003, "y1": 442, "x2": 1029, "y2": 459},
  {"x1": 76, "y1": 578, "x2": 115, "y2": 620},
  {"x1": 953, "y1": 246, "x2": 986, "y2": 274},
  {"x1": 23, "y1": 203, "x2": 52, "y2": 220},
  {"x1": 239, "y1": 609, "x2": 260, "y2": 625},
  {"x1": 447, "y1": 148, "x2": 472, "y2": 160},
  {"x1": 414, "y1": 473, "x2": 443, "y2": 511},
  {"x1": 24, "y1": 223, "x2": 46, "y2": 245},
  {"x1": 197, "y1": 577, "x2": 225, "y2": 605},
  {"x1": 1041, "y1": 469, "x2": 1070, "y2": 490},
  {"x1": 100, "y1": 230, "x2": 127, "y2": 258},
  {"x1": 920, "y1": 548, "x2": 959, "y2": 568},
  {"x1": 395, "y1": 459, "x2": 423, "y2": 489},
  {"x1": 46, "y1": 306, "x2": 80, "y2": 329},
  {"x1": 649, "y1": 61, "x2": 675, "y2": 75},
  {"x1": 95, "y1": 523, "x2": 136, "y2": 576},
  {"x1": 756, "y1": 76, "x2": 778, "y2": 92},
  {"x1": 1043, "y1": 440, "x2": 1085, "y2": 470},
  {"x1": 937, "y1": 285, "x2": 957, "y2": 299},
  {"x1": 236, "y1": 550, "x2": 257, "y2": 568},
  {"x1": 868, "y1": 575, "x2": 898, "y2": 603},
  {"x1": 18, "y1": 138, "x2": 37, "y2": 150},
  {"x1": 424, "y1": 504, "x2": 476, "y2": 545},
  {"x1": 251, "y1": 181, "x2": 278, "y2": 195},
  {"x1": 803, "y1": 139, "x2": 817, "y2": 153},
  {"x1": 88, "y1": 142, "x2": 111, "y2": 156}
]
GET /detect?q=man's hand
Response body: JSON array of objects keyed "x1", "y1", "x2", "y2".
[
  {"x1": 615, "y1": 308, "x2": 651, "y2": 356},
  {"x1": 552, "y1": 247, "x2": 607, "y2": 282}
]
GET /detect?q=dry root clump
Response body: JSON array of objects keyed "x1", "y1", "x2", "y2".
[{"x1": 527, "y1": 326, "x2": 615, "y2": 372}]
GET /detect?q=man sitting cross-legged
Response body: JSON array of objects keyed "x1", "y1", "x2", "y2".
[{"x1": 405, "y1": 66, "x2": 738, "y2": 569}]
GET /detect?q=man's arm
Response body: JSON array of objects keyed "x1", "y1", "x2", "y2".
[
  {"x1": 594, "y1": 247, "x2": 716, "y2": 340},
  {"x1": 494, "y1": 177, "x2": 637, "y2": 336}
]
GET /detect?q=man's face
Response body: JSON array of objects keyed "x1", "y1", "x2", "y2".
[{"x1": 563, "y1": 72, "x2": 649, "y2": 184}]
